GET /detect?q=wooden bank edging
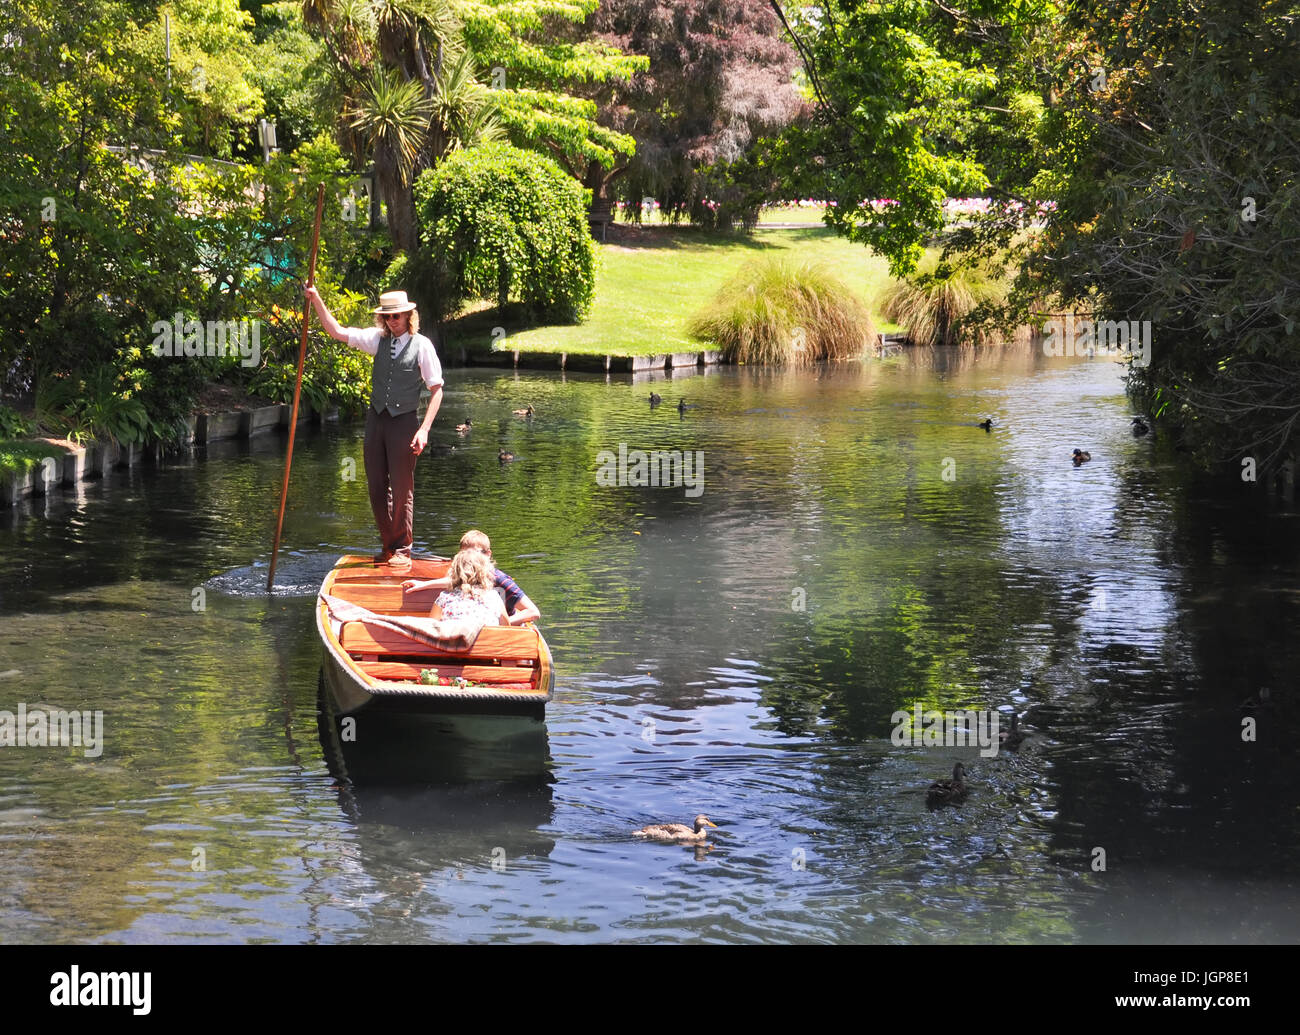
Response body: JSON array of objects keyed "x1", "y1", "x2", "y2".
[
  {"x1": 0, "y1": 402, "x2": 339, "y2": 508},
  {"x1": 444, "y1": 347, "x2": 729, "y2": 371}
]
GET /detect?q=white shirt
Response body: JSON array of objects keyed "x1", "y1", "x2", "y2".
[{"x1": 346, "y1": 327, "x2": 444, "y2": 388}]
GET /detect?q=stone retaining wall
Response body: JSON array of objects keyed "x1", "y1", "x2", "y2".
[{"x1": 1, "y1": 403, "x2": 337, "y2": 507}]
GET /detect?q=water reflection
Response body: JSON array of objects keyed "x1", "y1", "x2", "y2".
[{"x1": 2, "y1": 346, "x2": 1298, "y2": 943}]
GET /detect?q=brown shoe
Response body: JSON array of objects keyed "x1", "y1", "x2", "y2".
[
  {"x1": 372, "y1": 550, "x2": 393, "y2": 565},
  {"x1": 388, "y1": 552, "x2": 412, "y2": 573}
]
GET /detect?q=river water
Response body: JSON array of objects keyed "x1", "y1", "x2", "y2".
[{"x1": 2, "y1": 347, "x2": 1297, "y2": 943}]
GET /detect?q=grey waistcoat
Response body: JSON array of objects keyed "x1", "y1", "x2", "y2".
[{"x1": 371, "y1": 335, "x2": 424, "y2": 415}]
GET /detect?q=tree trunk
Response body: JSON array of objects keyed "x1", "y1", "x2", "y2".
[
  {"x1": 375, "y1": 144, "x2": 418, "y2": 254},
  {"x1": 585, "y1": 159, "x2": 611, "y2": 220},
  {"x1": 498, "y1": 260, "x2": 510, "y2": 310}
]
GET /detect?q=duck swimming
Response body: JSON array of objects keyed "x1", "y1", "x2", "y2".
[
  {"x1": 677, "y1": 398, "x2": 696, "y2": 414},
  {"x1": 1072, "y1": 449, "x2": 1091, "y2": 465},
  {"x1": 926, "y1": 763, "x2": 969, "y2": 808},
  {"x1": 455, "y1": 418, "x2": 472, "y2": 435},
  {"x1": 1131, "y1": 417, "x2": 1149, "y2": 436},
  {"x1": 978, "y1": 418, "x2": 993, "y2": 431},
  {"x1": 513, "y1": 405, "x2": 534, "y2": 418},
  {"x1": 498, "y1": 449, "x2": 515, "y2": 463},
  {"x1": 633, "y1": 815, "x2": 718, "y2": 843},
  {"x1": 648, "y1": 392, "x2": 662, "y2": 406},
  {"x1": 999, "y1": 711, "x2": 1025, "y2": 751}
]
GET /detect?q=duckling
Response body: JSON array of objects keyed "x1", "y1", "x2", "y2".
[
  {"x1": 978, "y1": 418, "x2": 993, "y2": 431},
  {"x1": 633, "y1": 814, "x2": 718, "y2": 843},
  {"x1": 498, "y1": 449, "x2": 515, "y2": 463},
  {"x1": 926, "y1": 763, "x2": 969, "y2": 808},
  {"x1": 1072, "y1": 449, "x2": 1091, "y2": 465},
  {"x1": 512, "y1": 405, "x2": 534, "y2": 418},
  {"x1": 677, "y1": 398, "x2": 696, "y2": 414},
  {"x1": 455, "y1": 417, "x2": 472, "y2": 435},
  {"x1": 648, "y1": 392, "x2": 662, "y2": 407},
  {"x1": 1131, "y1": 416, "x2": 1149, "y2": 436},
  {"x1": 999, "y1": 711, "x2": 1025, "y2": 751}
]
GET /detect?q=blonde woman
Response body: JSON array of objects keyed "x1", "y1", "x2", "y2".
[{"x1": 433, "y1": 548, "x2": 508, "y2": 627}]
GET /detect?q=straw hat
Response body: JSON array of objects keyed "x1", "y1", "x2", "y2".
[{"x1": 373, "y1": 290, "x2": 417, "y2": 314}]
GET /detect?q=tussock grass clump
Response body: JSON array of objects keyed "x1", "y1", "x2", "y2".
[
  {"x1": 880, "y1": 254, "x2": 1021, "y2": 347},
  {"x1": 688, "y1": 257, "x2": 877, "y2": 365}
]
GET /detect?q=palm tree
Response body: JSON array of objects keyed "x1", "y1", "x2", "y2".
[
  {"x1": 346, "y1": 67, "x2": 433, "y2": 248},
  {"x1": 308, "y1": 0, "x2": 499, "y2": 252}
]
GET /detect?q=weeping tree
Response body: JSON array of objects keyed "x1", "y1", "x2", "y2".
[{"x1": 578, "y1": 0, "x2": 808, "y2": 225}]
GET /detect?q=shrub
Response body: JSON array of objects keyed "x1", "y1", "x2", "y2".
[
  {"x1": 688, "y1": 257, "x2": 876, "y2": 365},
  {"x1": 880, "y1": 255, "x2": 1019, "y2": 347},
  {"x1": 31, "y1": 365, "x2": 150, "y2": 445},
  {"x1": 0, "y1": 404, "x2": 31, "y2": 439},
  {"x1": 413, "y1": 143, "x2": 597, "y2": 322}
]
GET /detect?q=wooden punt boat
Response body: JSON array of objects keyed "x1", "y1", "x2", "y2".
[{"x1": 317, "y1": 555, "x2": 554, "y2": 718}]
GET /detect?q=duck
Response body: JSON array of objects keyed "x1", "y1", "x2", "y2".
[
  {"x1": 1239, "y1": 687, "x2": 1272, "y2": 714},
  {"x1": 677, "y1": 398, "x2": 696, "y2": 414},
  {"x1": 926, "y1": 763, "x2": 969, "y2": 808},
  {"x1": 1131, "y1": 416, "x2": 1149, "y2": 436},
  {"x1": 513, "y1": 405, "x2": 534, "y2": 418},
  {"x1": 1072, "y1": 449, "x2": 1091, "y2": 465},
  {"x1": 455, "y1": 417, "x2": 472, "y2": 435},
  {"x1": 978, "y1": 418, "x2": 993, "y2": 431},
  {"x1": 498, "y1": 449, "x2": 515, "y2": 463},
  {"x1": 999, "y1": 711, "x2": 1025, "y2": 751},
  {"x1": 633, "y1": 814, "x2": 718, "y2": 843},
  {"x1": 648, "y1": 392, "x2": 662, "y2": 406}
]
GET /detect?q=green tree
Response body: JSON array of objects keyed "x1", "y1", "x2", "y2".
[
  {"x1": 767, "y1": 0, "x2": 1057, "y2": 274},
  {"x1": 304, "y1": 0, "x2": 646, "y2": 251},
  {"x1": 0, "y1": 0, "x2": 204, "y2": 391},
  {"x1": 247, "y1": 1, "x2": 343, "y2": 153},
  {"x1": 147, "y1": 0, "x2": 265, "y2": 158},
  {"x1": 305, "y1": 0, "x2": 505, "y2": 251},
  {"x1": 413, "y1": 142, "x2": 597, "y2": 320},
  {"x1": 1022, "y1": 0, "x2": 1300, "y2": 471},
  {"x1": 458, "y1": 0, "x2": 646, "y2": 171}
]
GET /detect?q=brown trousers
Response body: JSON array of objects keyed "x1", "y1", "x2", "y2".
[{"x1": 364, "y1": 408, "x2": 420, "y2": 556}]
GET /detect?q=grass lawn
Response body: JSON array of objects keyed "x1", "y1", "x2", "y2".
[
  {"x1": 756, "y1": 206, "x2": 834, "y2": 226},
  {"x1": 0, "y1": 438, "x2": 74, "y2": 477},
  {"x1": 618, "y1": 206, "x2": 833, "y2": 227},
  {"x1": 444, "y1": 226, "x2": 899, "y2": 357}
]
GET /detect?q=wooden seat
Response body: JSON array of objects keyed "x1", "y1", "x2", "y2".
[
  {"x1": 328, "y1": 583, "x2": 441, "y2": 613},
  {"x1": 339, "y1": 622, "x2": 541, "y2": 664}
]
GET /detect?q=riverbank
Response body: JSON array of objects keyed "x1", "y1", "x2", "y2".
[{"x1": 0, "y1": 402, "x2": 338, "y2": 506}]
